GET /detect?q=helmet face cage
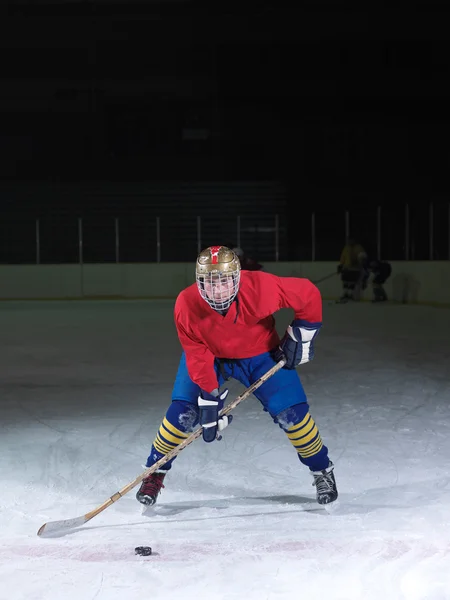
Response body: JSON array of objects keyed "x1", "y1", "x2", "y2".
[{"x1": 196, "y1": 246, "x2": 241, "y2": 311}]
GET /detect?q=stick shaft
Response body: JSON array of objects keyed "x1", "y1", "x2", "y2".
[{"x1": 313, "y1": 272, "x2": 337, "y2": 284}]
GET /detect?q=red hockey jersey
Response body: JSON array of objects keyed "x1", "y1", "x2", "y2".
[{"x1": 174, "y1": 270, "x2": 322, "y2": 393}]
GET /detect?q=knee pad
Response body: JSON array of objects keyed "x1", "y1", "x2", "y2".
[
  {"x1": 167, "y1": 400, "x2": 199, "y2": 433},
  {"x1": 274, "y1": 403, "x2": 310, "y2": 431}
]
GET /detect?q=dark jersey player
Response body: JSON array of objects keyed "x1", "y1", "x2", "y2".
[
  {"x1": 369, "y1": 260, "x2": 392, "y2": 302},
  {"x1": 136, "y1": 246, "x2": 338, "y2": 507}
]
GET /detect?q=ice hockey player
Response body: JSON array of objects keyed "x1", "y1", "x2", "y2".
[
  {"x1": 337, "y1": 238, "x2": 367, "y2": 303},
  {"x1": 136, "y1": 246, "x2": 338, "y2": 508},
  {"x1": 368, "y1": 259, "x2": 392, "y2": 302}
]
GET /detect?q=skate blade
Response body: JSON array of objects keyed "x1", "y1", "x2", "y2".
[
  {"x1": 323, "y1": 498, "x2": 340, "y2": 514},
  {"x1": 141, "y1": 503, "x2": 155, "y2": 516}
]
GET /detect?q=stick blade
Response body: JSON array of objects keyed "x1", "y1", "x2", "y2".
[{"x1": 37, "y1": 515, "x2": 87, "y2": 537}]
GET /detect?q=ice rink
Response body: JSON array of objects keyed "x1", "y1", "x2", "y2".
[{"x1": 1, "y1": 299, "x2": 450, "y2": 600}]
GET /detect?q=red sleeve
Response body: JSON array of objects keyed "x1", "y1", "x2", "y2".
[
  {"x1": 174, "y1": 295, "x2": 218, "y2": 393},
  {"x1": 270, "y1": 275, "x2": 322, "y2": 323}
]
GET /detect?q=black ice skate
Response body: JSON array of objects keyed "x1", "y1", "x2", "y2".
[
  {"x1": 136, "y1": 470, "x2": 166, "y2": 506},
  {"x1": 311, "y1": 461, "x2": 338, "y2": 505},
  {"x1": 372, "y1": 287, "x2": 388, "y2": 302}
]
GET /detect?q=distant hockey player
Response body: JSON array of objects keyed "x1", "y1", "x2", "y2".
[
  {"x1": 136, "y1": 246, "x2": 338, "y2": 507},
  {"x1": 337, "y1": 238, "x2": 367, "y2": 303},
  {"x1": 228, "y1": 244, "x2": 263, "y2": 271},
  {"x1": 368, "y1": 259, "x2": 392, "y2": 302},
  {"x1": 221, "y1": 242, "x2": 263, "y2": 271}
]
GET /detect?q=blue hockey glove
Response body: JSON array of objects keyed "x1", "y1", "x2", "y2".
[
  {"x1": 279, "y1": 320, "x2": 322, "y2": 369},
  {"x1": 198, "y1": 388, "x2": 233, "y2": 442}
]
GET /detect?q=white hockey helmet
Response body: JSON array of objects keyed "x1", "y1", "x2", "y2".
[{"x1": 196, "y1": 246, "x2": 241, "y2": 311}]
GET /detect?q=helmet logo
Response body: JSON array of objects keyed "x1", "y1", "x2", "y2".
[{"x1": 209, "y1": 245, "x2": 221, "y2": 264}]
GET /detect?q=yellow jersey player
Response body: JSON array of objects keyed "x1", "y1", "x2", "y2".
[{"x1": 337, "y1": 239, "x2": 367, "y2": 303}]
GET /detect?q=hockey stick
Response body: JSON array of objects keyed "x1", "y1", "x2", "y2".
[
  {"x1": 37, "y1": 358, "x2": 286, "y2": 537},
  {"x1": 313, "y1": 272, "x2": 337, "y2": 285}
]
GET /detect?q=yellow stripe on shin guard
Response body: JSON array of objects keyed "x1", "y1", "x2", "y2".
[
  {"x1": 285, "y1": 413, "x2": 323, "y2": 459},
  {"x1": 153, "y1": 417, "x2": 189, "y2": 456}
]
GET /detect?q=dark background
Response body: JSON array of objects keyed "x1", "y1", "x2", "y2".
[{"x1": 1, "y1": 0, "x2": 449, "y2": 263}]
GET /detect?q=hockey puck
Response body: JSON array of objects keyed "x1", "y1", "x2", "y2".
[{"x1": 135, "y1": 546, "x2": 152, "y2": 556}]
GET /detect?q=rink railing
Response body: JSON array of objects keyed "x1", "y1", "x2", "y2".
[
  {"x1": 1, "y1": 261, "x2": 450, "y2": 305},
  {"x1": 17, "y1": 202, "x2": 450, "y2": 264}
]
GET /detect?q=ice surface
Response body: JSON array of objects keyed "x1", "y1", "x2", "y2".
[{"x1": 1, "y1": 299, "x2": 450, "y2": 600}]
